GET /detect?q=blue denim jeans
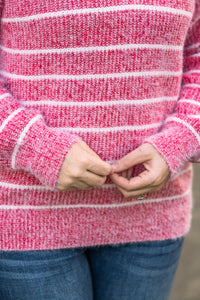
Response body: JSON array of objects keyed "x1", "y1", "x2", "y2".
[{"x1": 0, "y1": 237, "x2": 184, "y2": 300}]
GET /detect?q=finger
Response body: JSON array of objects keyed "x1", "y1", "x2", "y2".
[
  {"x1": 121, "y1": 167, "x2": 133, "y2": 179},
  {"x1": 110, "y1": 169, "x2": 154, "y2": 191},
  {"x1": 87, "y1": 157, "x2": 112, "y2": 176},
  {"x1": 116, "y1": 184, "x2": 152, "y2": 198},
  {"x1": 112, "y1": 144, "x2": 150, "y2": 173},
  {"x1": 78, "y1": 141, "x2": 113, "y2": 175},
  {"x1": 121, "y1": 170, "x2": 128, "y2": 178},
  {"x1": 127, "y1": 167, "x2": 133, "y2": 180},
  {"x1": 81, "y1": 171, "x2": 107, "y2": 187}
]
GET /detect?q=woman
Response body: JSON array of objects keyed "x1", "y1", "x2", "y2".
[{"x1": 0, "y1": 0, "x2": 199, "y2": 299}]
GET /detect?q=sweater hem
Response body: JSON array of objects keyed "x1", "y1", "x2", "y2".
[{"x1": 0, "y1": 191, "x2": 192, "y2": 251}]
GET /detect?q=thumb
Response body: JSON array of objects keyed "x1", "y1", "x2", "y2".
[{"x1": 112, "y1": 144, "x2": 150, "y2": 173}]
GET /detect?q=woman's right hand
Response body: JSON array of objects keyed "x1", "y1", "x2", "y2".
[{"x1": 56, "y1": 140, "x2": 113, "y2": 191}]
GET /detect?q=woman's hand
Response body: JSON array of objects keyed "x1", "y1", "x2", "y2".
[
  {"x1": 56, "y1": 140, "x2": 112, "y2": 191},
  {"x1": 110, "y1": 143, "x2": 170, "y2": 198}
]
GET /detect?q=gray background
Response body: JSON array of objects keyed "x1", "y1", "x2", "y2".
[{"x1": 170, "y1": 164, "x2": 200, "y2": 300}]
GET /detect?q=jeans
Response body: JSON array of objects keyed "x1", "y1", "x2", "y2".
[{"x1": 0, "y1": 237, "x2": 184, "y2": 300}]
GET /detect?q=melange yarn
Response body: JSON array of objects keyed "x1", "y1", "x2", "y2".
[{"x1": 0, "y1": 0, "x2": 199, "y2": 250}]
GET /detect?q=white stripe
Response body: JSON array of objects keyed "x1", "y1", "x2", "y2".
[
  {"x1": 188, "y1": 115, "x2": 200, "y2": 119},
  {"x1": 11, "y1": 115, "x2": 41, "y2": 169},
  {"x1": 0, "y1": 44, "x2": 183, "y2": 55},
  {"x1": 171, "y1": 166, "x2": 192, "y2": 180},
  {"x1": 179, "y1": 99, "x2": 200, "y2": 107},
  {"x1": 0, "y1": 70, "x2": 182, "y2": 81},
  {"x1": 188, "y1": 15, "x2": 200, "y2": 30},
  {"x1": 20, "y1": 96, "x2": 178, "y2": 107},
  {"x1": 54, "y1": 122, "x2": 162, "y2": 133},
  {"x1": 183, "y1": 83, "x2": 200, "y2": 89},
  {"x1": 0, "y1": 181, "x2": 54, "y2": 191},
  {"x1": 0, "y1": 188, "x2": 190, "y2": 209},
  {"x1": 165, "y1": 116, "x2": 200, "y2": 143},
  {"x1": 184, "y1": 42, "x2": 200, "y2": 51},
  {"x1": 0, "y1": 93, "x2": 10, "y2": 100},
  {"x1": 0, "y1": 108, "x2": 23, "y2": 132},
  {"x1": 185, "y1": 70, "x2": 200, "y2": 74},
  {"x1": 0, "y1": 183, "x2": 115, "y2": 191},
  {"x1": 1, "y1": 5, "x2": 192, "y2": 23},
  {"x1": 186, "y1": 53, "x2": 200, "y2": 58},
  {"x1": 0, "y1": 181, "x2": 115, "y2": 191}
]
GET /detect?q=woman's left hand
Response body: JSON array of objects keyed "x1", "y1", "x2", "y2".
[{"x1": 109, "y1": 143, "x2": 170, "y2": 198}]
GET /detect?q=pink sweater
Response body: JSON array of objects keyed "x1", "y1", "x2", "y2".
[{"x1": 0, "y1": 0, "x2": 199, "y2": 250}]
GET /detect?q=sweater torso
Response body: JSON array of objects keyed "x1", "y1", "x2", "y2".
[{"x1": 0, "y1": 0, "x2": 198, "y2": 250}]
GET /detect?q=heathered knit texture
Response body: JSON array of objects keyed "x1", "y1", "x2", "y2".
[{"x1": 0, "y1": 0, "x2": 199, "y2": 250}]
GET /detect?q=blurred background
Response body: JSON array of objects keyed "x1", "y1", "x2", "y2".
[{"x1": 170, "y1": 164, "x2": 200, "y2": 300}]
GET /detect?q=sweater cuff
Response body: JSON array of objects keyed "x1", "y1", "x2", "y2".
[
  {"x1": 144, "y1": 122, "x2": 199, "y2": 178},
  {"x1": 15, "y1": 118, "x2": 81, "y2": 189}
]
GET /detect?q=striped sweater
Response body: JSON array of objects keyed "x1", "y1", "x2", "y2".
[{"x1": 0, "y1": 0, "x2": 199, "y2": 250}]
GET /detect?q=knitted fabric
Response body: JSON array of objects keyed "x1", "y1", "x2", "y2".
[{"x1": 0, "y1": 0, "x2": 199, "y2": 250}]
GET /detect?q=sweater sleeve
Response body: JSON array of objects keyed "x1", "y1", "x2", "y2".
[
  {"x1": 0, "y1": 86, "x2": 81, "y2": 189},
  {"x1": 0, "y1": 6, "x2": 81, "y2": 189},
  {"x1": 144, "y1": 0, "x2": 200, "y2": 177}
]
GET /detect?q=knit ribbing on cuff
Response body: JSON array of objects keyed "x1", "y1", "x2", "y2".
[
  {"x1": 144, "y1": 123, "x2": 199, "y2": 178},
  {"x1": 14, "y1": 117, "x2": 81, "y2": 189}
]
